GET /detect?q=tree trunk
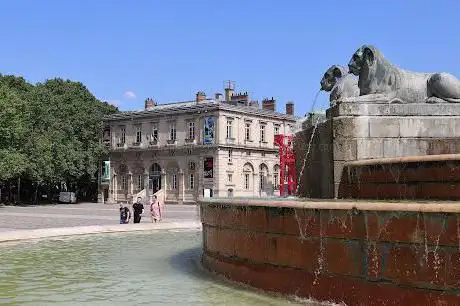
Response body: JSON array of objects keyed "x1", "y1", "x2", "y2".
[
  {"x1": 17, "y1": 177, "x2": 21, "y2": 204},
  {"x1": 34, "y1": 183, "x2": 39, "y2": 205},
  {"x1": 8, "y1": 181, "x2": 11, "y2": 202}
]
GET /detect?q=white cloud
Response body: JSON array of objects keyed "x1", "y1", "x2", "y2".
[{"x1": 123, "y1": 91, "x2": 137, "y2": 99}]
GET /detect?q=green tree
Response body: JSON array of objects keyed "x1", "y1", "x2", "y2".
[
  {"x1": 0, "y1": 74, "x2": 118, "y2": 204},
  {"x1": 0, "y1": 85, "x2": 30, "y2": 181}
]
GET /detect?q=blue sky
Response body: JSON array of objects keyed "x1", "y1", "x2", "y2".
[{"x1": 1, "y1": 0, "x2": 459, "y2": 115}]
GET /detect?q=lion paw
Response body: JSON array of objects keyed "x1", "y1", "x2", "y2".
[{"x1": 426, "y1": 97, "x2": 445, "y2": 104}]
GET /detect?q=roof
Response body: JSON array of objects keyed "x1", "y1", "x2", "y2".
[{"x1": 104, "y1": 99, "x2": 299, "y2": 122}]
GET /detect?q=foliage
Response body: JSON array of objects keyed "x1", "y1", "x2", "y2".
[{"x1": 0, "y1": 73, "x2": 118, "y2": 202}]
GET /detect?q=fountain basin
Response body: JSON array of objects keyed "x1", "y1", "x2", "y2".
[
  {"x1": 339, "y1": 154, "x2": 460, "y2": 200},
  {"x1": 200, "y1": 198, "x2": 460, "y2": 305}
]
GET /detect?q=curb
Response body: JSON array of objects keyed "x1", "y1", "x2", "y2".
[{"x1": 0, "y1": 222, "x2": 202, "y2": 243}]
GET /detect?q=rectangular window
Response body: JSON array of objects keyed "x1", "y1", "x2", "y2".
[
  {"x1": 245, "y1": 123, "x2": 251, "y2": 140},
  {"x1": 260, "y1": 124, "x2": 266, "y2": 142},
  {"x1": 172, "y1": 174, "x2": 177, "y2": 189},
  {"x1": 189, "y1": 173, "x2": 194, "y2": 189},
  {"x1": 135, "y1": 125, "x2": 142, "y2": 143},
  {"x1": 169, "y1": 122, "x2": 176, "y2": 141},
  {"x1": 274, "y1": 125, "x2": 280, "y2": 135},
  {"x1": 151, "y1": 123, "x2": 158, "y2": 142},
  {"x1": 187, "y1": 121, "x2": 195, "y2": 140},
  {"x1": 274, "y1": 174, "x2": 279, "y2": 190},
  {"x1": 228, "y1": 149, "x2": 232, "y2": 163},
  {"x1": 120, "y1": 127, "x2": 126, "y2": 144},
  {"x1": 226, "y1": 119, "x2": 233, "y2": 139},
  {"x1": 228, "y1": 174, "x2": 232, "y2": 182},
  {"x1": 121, "y1": 175, "x2": 127, "y2": 190},
  {"x1": 244, "y1": 173, "x2": 250, "y2": 190},
  {"x1": 136, "y1": 174, "x2": 143, "y2": 190}
]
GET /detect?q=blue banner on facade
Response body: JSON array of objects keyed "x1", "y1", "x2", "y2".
[{"x1": 204, "y1": 116, "x2": 216, "y2": 144}]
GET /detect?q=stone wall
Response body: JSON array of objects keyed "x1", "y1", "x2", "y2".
[
  {"x1": 296, "y1": 102, "x2": 460, "y2": 198},
  {"x1": 201, "y1": 199, "x2": 460, "y2": 305},
  {"x1": 294, "y1": 113, "x2": 334, "y2": 198},
  {"x1": 330, "y1": 102, "x2": 460, "y2": 198}
]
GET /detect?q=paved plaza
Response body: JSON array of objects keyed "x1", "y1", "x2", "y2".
[{"x1": 0, "y1": 203, "x2": 201, "y2": 233}]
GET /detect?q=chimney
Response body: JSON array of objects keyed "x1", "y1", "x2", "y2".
[
  {"x1": 286, "y1": 101, "x2": 294, "y2": 115},
  {"x1": 196, "y1": 91, "x2": 206, "y2": 102},
  {"x1": 224, "y1": 80, "x2": 235, "y2": 101},
  {"x1": 145, "y1": 98, "x2": 156, "y2": 110},
  {"x1": 262, "y1": 97, "x2": 276, "y2": 112},
  {"x1": 215, "y1": 93, "x2": 223, "y2": 101},
  {"x1": 230, "y1": 91, "x2": 249, "y2": 104}
]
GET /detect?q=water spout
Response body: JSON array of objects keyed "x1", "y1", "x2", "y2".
[{"x1": 296, "y1": 90, "x2": 322, "y2": 195}]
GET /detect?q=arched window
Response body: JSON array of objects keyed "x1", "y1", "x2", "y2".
[
  {"x1": 259, "y1": 164, "x2": 269, "y2": 191},
  {"x1": 243, "y1": 163, "x2": 254, "y2": 190},
  {"x1": 273, "y1": 165, "x2": 280, "y2": 190}
]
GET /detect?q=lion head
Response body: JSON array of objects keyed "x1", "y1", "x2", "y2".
[
  {"x1": 348, "y1": 45, "x2": 380, "y2": 76},
  {"x1": 320, "y1": 65, "x2": 348, "y2": 92}
]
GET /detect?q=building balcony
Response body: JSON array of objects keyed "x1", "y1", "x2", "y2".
[
  {"x1": 132, "y1": 142, "x2": 141, "y2": 147},
  {"x1": 114, "y1": 143, "x2": 126, "y2": 149},
  {"x1": 226, "y1": 138, "x2": 236, "y2": 145},
  {"x1": 167, "y1": 139, "x2": 177, "y2": 145},
  {"x1": 185, "y1": 138, "x2": 196, "y2": 145},
  {"x1": 259, "y1": 141, "x2": 269, "y2": 148},
  {"x1": 149, "y1": 140, "x2": 158, "y2": 146}
]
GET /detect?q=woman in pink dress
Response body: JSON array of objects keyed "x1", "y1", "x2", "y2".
[{"x1": 150, "y1": 195, "x2": 162, "y2": 223}]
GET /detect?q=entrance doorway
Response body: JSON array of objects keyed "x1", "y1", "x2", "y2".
[
  {"x1": 149, "y1": 163, "x2": 162, "y2": 194},
  {"x1": 103, "y1": 189, "x2": 109, "y2": 202}
]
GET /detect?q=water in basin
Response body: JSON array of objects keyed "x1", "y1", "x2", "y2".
[{"x1": 0, "y1": 229, "x2": 314, "y2": 305}]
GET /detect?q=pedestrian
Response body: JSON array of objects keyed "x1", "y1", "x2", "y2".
[
  {"x1": 150, "y1": 195, "x2": 162, "y2": 223},
  {"x1": 119, "y1": 203, "x2": 131, "y2": 224},
  {"x1": 132, "y1": 196, "x2": 144, "y2": 224}
]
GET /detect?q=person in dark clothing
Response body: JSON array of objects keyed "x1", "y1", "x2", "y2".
[
  {"x1": 119, "y1": 204, "x2": 131, "y2": 224},
  {"x1": 132, "y1": 197, "x2": 144, "y2": 224}
]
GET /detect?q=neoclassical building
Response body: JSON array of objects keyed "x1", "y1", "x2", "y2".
[{"x1": 99, "y1": 85, "x2": 298, "y2": 204}]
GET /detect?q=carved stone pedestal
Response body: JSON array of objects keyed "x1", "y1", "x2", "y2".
[
  {"x1": 329, "y1": 101, "x2": 460, "y2": 197},
  {"x1": 295, "y1": 101, "x2": 460, "y2": 199}
]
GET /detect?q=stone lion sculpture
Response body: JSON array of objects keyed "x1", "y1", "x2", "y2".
[
  {"x1": 320, "y1": 65, "x2": 359, "y2": 104},
  {"x1": 347, "y1": 45, "x2": 460, "y2": 103}
]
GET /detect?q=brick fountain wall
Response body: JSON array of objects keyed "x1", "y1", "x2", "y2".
[
  {"x1": 200, "y1": 199, "x2": 460, "y2": 305},
  {"x1": 339, "y1": 154, "x2": 460, "y2": 200}
]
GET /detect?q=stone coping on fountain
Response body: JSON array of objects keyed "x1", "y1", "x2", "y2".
[
  {"x1": 201, "y1": 198, "x2": 460, "y2": 213},
  {"x1": 344, "y1": 153, "x2": 460, "y2": 166}
]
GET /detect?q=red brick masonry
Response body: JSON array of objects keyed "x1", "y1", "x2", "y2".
[
  {"x1": 339, "y1": 154, "x2": 460, "y2": 200},
  {"x1": 200, "y1": 199, "x2": 460, "y2": 305}
]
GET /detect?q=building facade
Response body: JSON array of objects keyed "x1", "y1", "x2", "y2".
[{"x1": 99, "y1": 87, "x2": 297, "y2": 204}]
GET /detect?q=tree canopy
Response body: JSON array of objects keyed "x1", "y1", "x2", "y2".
[{"x1": 0, "y1": 74, "x2": 118, "y2": 202}]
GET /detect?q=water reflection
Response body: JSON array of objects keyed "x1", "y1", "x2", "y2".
[{"x1": 0, "y1": 230, "x2": 312, "y2": 305}]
